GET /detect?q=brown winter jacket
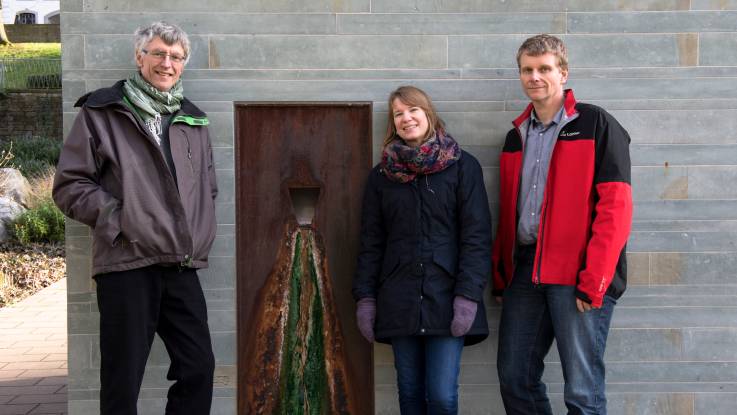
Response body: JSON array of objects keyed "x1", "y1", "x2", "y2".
[{"x1": 53, "y1": 80, "x2": 218, "y2": 276}]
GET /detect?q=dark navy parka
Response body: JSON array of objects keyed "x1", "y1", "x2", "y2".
[{"x1": 352, "y1": 150, "x2": 492, "y2": 345}]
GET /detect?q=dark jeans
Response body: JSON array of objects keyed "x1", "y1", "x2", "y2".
[
  {"x1": 95, "y1": 265, "x2": 215, "y2": 415},
  {"x1": 497, "y1": 246, "x2": 616, "y2": 415},
  {"x1": 391, "y1": 336, "x2": 465, "y2": 415}
]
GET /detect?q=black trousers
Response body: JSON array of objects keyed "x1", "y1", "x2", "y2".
[{"x1": 94, "y1": 265, "x2": 215, "y2": 415}]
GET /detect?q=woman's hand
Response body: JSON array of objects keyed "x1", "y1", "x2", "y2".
[
  {"x1": 356, "y1": 298, "x2": 376, "y2": 343},
  {"x1": 450, "y1": 296, "x2": 477, "y2": 337}
]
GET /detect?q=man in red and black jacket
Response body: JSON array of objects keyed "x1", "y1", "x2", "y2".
[{"x1": 492, "y1": 34, "x2": 633, "y2": 415}]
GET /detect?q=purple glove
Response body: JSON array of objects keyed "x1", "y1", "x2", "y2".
[
  {"x1": 356, "y1": 298, "x2": 376, "y2": 343},
  {"x1": 450, "y1": 296, "x2": 477, "y2": 337}
]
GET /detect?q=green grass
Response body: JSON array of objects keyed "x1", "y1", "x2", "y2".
[
  {"x1": 0, "y1": 44, "x2": 61, "y2": 90},
  {"x1": 0, "y1": 43, "x2": 61, "y2": 59}
]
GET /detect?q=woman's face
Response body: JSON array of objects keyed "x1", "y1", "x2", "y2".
[{"x1": 392, "y1": 98, "x2": 430, "y2": 148}]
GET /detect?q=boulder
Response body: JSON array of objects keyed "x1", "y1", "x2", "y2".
[
  {"x1": 0, "y1": 196, "x2": 24, "y2": 242},
  {"x1": 0, "y1": 168, "x2": 32, "y2": 208}
]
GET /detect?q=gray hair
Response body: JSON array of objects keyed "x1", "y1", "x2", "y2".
[{"x1": 133, "y1": 21, "x2": 191, "y2": 65}]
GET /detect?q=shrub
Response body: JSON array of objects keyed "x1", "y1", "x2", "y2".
[
  {"x1": 0, "y1": 136, "x2": 61, "y2": 177},
  {"x1": 11, "y1": 199, "x2": 65, "y2": 244},
  {"x1": 8, "y1": 167, "x2": 65, "y2": 245}
]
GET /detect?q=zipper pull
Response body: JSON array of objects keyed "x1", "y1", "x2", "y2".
[
  {"x1": 180, "y1": 254, "x2": 193, "y2": 268},
  {"x1": 425, "y1": 175, "x2": 435, "y2": 194},
  {"x1": 186, "y1": 135, "x2": 194, "y2": 173}
]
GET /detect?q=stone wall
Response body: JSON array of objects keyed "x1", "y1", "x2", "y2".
[
  {"x1": 4, "y1": 24, "x2": 61, "y2": 43},
  {"x1": 61, "y1": 2, "x2": 737, "y2": 414},
  {"x1": 0, "y1": 91, "x2": 62, "y2": 141}
]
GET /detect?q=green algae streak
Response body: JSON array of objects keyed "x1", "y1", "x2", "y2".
[{"x1": 277, "y1": 229, "x2": 328, "y2": 415}]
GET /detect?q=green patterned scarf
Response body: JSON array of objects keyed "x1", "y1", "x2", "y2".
[{"x1": 122, "y1": 72, "x2": 183, "y2": 144}]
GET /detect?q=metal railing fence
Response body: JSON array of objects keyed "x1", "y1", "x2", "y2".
[{"x1": 0, "y1": 58, "x2": 61, "y2": 92}]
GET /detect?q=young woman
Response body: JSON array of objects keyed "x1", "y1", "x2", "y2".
[{"x1": 352, "y1": 86, "x2": 492, "y2": 414}]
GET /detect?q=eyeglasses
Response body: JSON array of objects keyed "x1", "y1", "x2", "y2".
[{"x1": 141, "y1": 49, "x2": 186, "y2": 64}]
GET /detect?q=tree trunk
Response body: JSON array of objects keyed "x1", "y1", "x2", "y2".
[{"x1": 0, "y1": 1, "x2": 11, "y2": 46}]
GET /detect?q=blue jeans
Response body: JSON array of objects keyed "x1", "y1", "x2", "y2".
[
  {"x1": 497, "y1": 246, "x2": 616, "y2": 415},
  {"x1": 391, "y1": 336, "x2": 465, "y2": 415}
]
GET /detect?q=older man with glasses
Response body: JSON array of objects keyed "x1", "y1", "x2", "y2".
[{"x1": 53, "y1": 21, "x2": 217, "y2": 414}]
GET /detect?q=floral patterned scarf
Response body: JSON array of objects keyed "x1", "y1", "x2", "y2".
[{"x1": 380, "y1": 130, "x2": 462, "y2": 183}]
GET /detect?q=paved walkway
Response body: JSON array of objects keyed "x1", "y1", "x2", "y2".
[{"x1": 0, "y1": 279, "x2": 67, "y2": 415}]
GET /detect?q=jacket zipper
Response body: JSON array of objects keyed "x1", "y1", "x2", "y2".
[
  {"x1": 117, "y1": 103, "x2": 195, "y2": 264},
  {"x1": 529, "y1": 111, "x2": 578, "y2": 285},
  {"x1": 184, "y1": 132, "x2": 194, "y2": 174},
  {"x1": 179, "y1": 126, "x2": 195, "y2": 263},
  {"x1": 413, "y1": 177, "x2": 422, "y2": 261},
  {"x1": 175, "y1": 124, "x2": 195, "y2": 264},
  {"x1": 534, "y1": 195, "x2": 548, "y2": 285}
]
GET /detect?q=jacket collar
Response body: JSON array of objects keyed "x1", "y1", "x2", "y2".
[
  {"x1": 513, "y1": 88, "x2": 578, "y2": 129},
  {"x1": 74, "y1": 79, "x2": 206, "y2": 118}
]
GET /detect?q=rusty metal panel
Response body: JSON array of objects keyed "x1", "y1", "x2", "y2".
[{"x1": 235, "y1": 103, "x2": 373, "y2": 414}]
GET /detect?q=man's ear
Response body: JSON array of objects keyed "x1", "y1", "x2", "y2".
[{"x1": 134, "y1": 51, "x2": 143, "y2": 69}]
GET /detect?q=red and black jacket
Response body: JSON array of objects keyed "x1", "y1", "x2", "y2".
[{"x1": 491, "y1": 89, "x2": 633, "y2": 308}]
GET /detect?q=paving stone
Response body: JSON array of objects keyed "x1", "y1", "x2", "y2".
[
  {"x1": 0, "y1": 385, "x2": 61, "y2": 396},
  {"x1": 35, "y1": 378, "x2": 65, "y2": 387},
  {"x1": 28, "y1": 403, "x2": 68, "y2": 414},
  {"x1": 39, "y1": 356, "x2": 65, "y2": 364},
  {"x1": 9, "y1": 393, "x2": 66, "y2": 404},
  {"x1": 2, "y1": 362, "x2": 64, "y2": 372},
  {"x1": 0, "y1": 379, "x2": 38, "y2": 387},
  {"x1": 0, "y1": 404, "x2": 37, "y2": 415},
  {"x1": 0, "y1": 371, "x2": 24, "y2": 380}
]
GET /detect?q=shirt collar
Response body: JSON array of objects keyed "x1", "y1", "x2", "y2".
[{"x1": 530, "y1": 105, "x2": 565, "y2": 129}]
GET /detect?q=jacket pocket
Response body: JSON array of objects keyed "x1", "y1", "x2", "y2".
[
  {"x1": 94, "y1": 198, "x2": 122, "y2": 247},
  {"x1": 117, "y1": 207, "x2": 163, "y2": 258},
  {"x1": 433, "y1": 245, "x2": 458, "y2": 278}
]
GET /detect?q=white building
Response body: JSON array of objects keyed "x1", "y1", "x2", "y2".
[{"x1": 1, "y1": 0, "x2": 60, "y2": 24}]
